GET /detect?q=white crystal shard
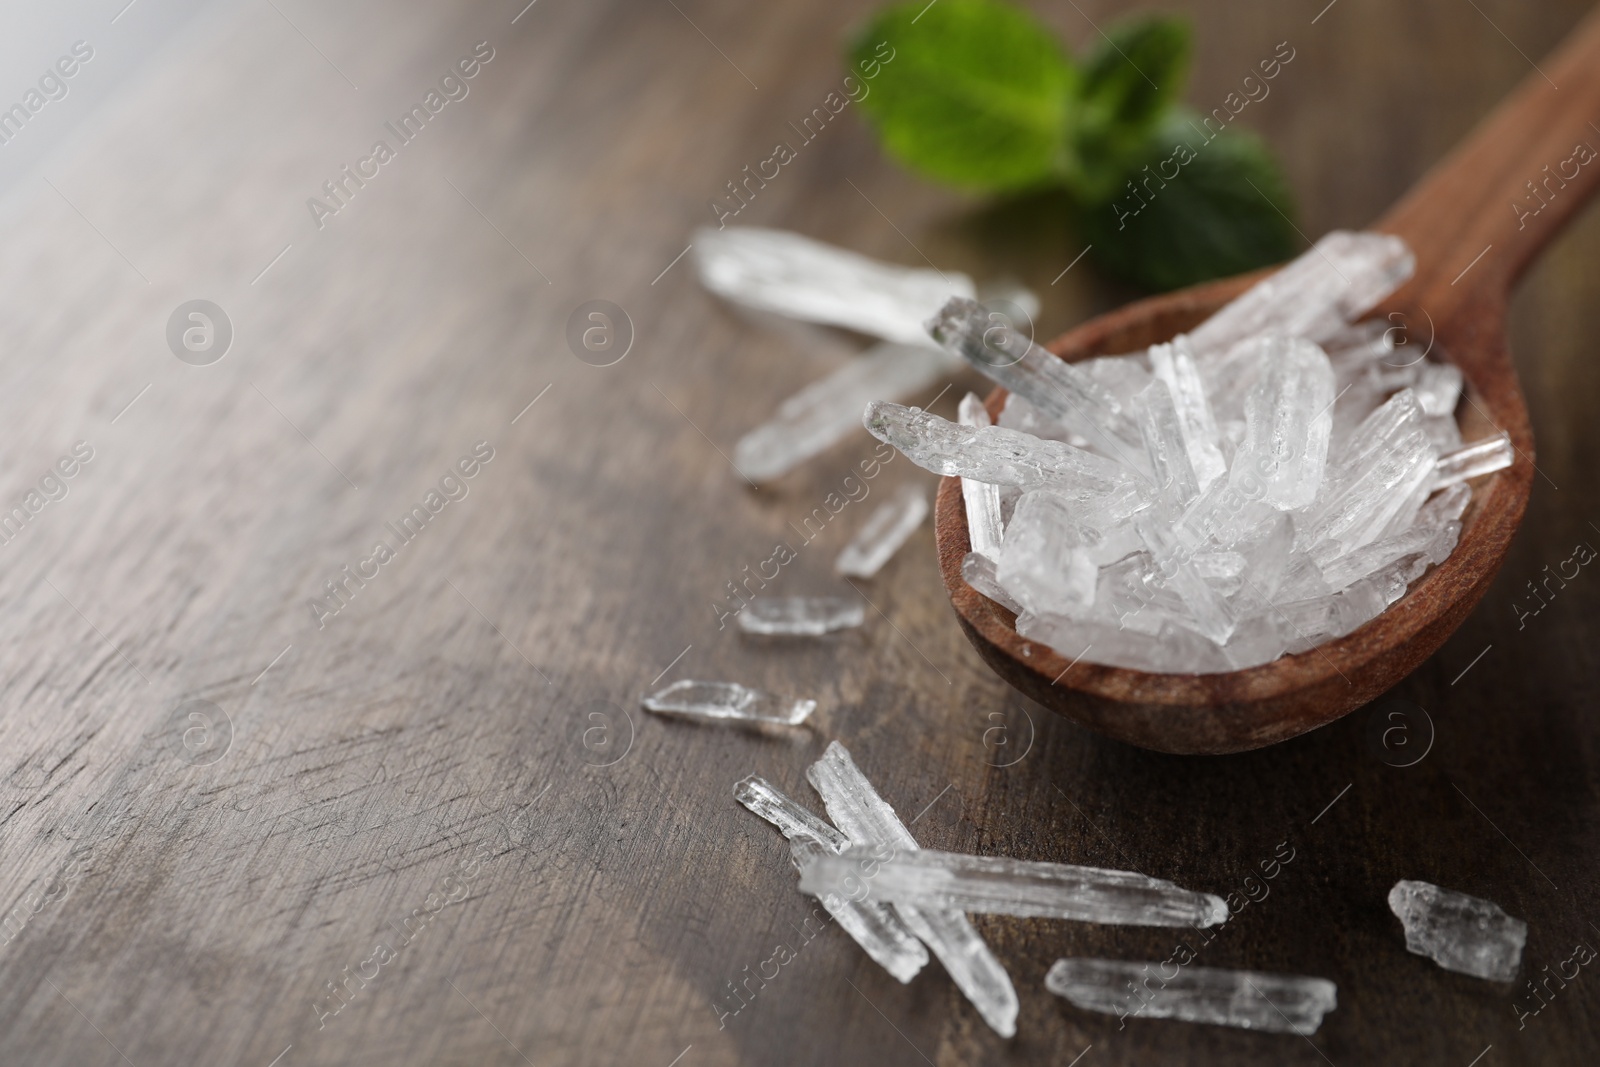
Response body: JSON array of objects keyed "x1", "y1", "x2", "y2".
[
  {"x1": 1076, "y1": 354, "x2": 1155, "y2": 410},
  {"x1": 733, "y1": 776, "x2": 929, "y2": 983},
  {"x1": 1338, "y1": 388, "x2": 1426, "y2": 473},
  {"x1": 1149, "y1": 339, "x2": 1226, "y2": 489},
  {"x1": 1378, "y1": 474, "x2": 1435, "y2": 541},
  {"x1": 1318, "y1": 519, "x2": 1459, "y2": 591},
  {"x1": 797, "y1": 846, "x2": 1228, "y2": 927},
  {"x1": 1045, "y1": 959, "x2": 1338, "y2": 1034},
  {"x1": 997, "y1": 492, "x2": 1104, "y2": 617},
  {"x1": 1238, "y1": 513, "x2": 1297, "y2": 598},
  {"x1": 1323, "y1": 318, "x2": 1393, "y2": 362},
  {"x1": 927, "y1": 297, "x2": 1144, "y2": 458},
  {"x1": 806, "y1": 742, "x2": 1019, "y2": 1038},
  {"x1": 735, "y1": 343, "x2": 959, "y2": 481},
  {"x1": 1018, "y1": 612, "x2": 1232, "y2": 673},
  {"x1": 962, "y1": 551, "x2": 1022, "y2": 612},
  {"x1": 1423, "y1": 415, "x2": 1463, "y2": 453},
  {"x1": 1273, "y1": 554, "x2": 1335, "y2": 603},
  {"x1": 1133, "y1": 514, "x2": 1237, "y2": 643},
  {"x1": 642, "y1": 680, "x2": 814, "y2": 725},
  {"x1": 1274, "y1": 578, "x2": 1389, "y2": 644},
  {"x1": 1177, "y1": 474, "x2": 1279, "y2": 549},
  {"x1": 1388, "y1": 879, "x2": 1527, "y2": 982},
  {"x1": 1186, "y1": 231, "x2": 1414, "y2": 357},
  {"x1": 957, "y1": 393, "x2": 1005, "y2": 560},
  {"x1": 735, "y1": 774, "x2": 846, "y2": 845},
  {"x1": 864, "y1": 401, "x2": 1141, "y2": 497},
  {"x1": 835, "y1": 484, "x2": 928, "y2": 578},
  {"x1": 806, "y1": 744, "x2": 923, "y2": 858},
  {"x1": 1231, "y1": 337, "x2": 1334, "y2": 510},
  {"x1": 1413, "y1": 361, "x2": 1464, "y2": 416},
  {"x1": 998, "y1": 393, "x2": 1087, "y2": 446},
  {"x1": 694, "y1": 227, "x2": 974, "y2": 345},
  {"x1": 1422, "y1": 482, "x2": 1473, "y2": 524},
  {"x1": 737, "y1": 597, "x2": 865, "y2": 636},
  {"x1": 1435, "y1": 431, "x2": 1513, "y2": 488},
  {"x1": 1304, "y1": 392, "x2": 1432, "y2": 550},
  {"x1": 1326, "y1": 327, "x2": 1398, "y2": 443},
  {"x1": 1193, "y1": 234, "x2": 1413, "y2": 425},
  {"x1": 1137, "y1": 379, "x2": 1201, "y2": 507}
]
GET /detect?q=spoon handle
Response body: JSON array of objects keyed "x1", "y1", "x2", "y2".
[{"x1": 1379, "y1": 6, "x2": 1600, "y2": 321}]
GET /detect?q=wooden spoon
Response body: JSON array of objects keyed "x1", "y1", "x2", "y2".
[{"x1": 934, "y1": 9, "x2": 1600, "y2": 755}]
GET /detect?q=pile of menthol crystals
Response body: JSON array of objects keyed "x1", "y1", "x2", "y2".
[{"x1": 865, "y1": 231, "x2": 1513, "y2": 673}]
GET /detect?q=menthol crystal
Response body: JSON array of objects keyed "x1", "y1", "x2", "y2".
[
  {"x1": 927, "y1": 297, "x2": 1143, "y2": 457},
  {"x1": 958, "y1": 392, "x2": 1005, "y2": 560},
  {"x1": 877, "y1": 230, "x2": 1480, "y2": 674},
  {"x1": 797, "y1": 846, "x2": 1228, "y2": 927},
  {"x1": 695, "y1": 229, "x2": 1037, "y2": 484},
  {"x1": 962, "y1": 551, "x2": 1021, "y2": 612},
  {"x1": 1231, "y1": 337, "x2": 1334, "y2": 510},
  {"x1": 1434, "y1": 431, "x2": 1513, "y2": 489},
  {"x1": 694, "y1": 226, "x2": 974, "y2": 346},
  {"x1": 1185, "y1": 230, "x2": 1414, "y2": 359},
  {"x1": 641, "y1": 680, "x2": 814, "y2": 725},
  {"x1": 1387, "y1": 879, "x2": 1526, "y2": 982},
  {"x1": 1046, "y1": 958, "x2": 1338, "y2": 1034},
  {"x1": 835, "y1": 484, "x2": 928, "y2": 578},
  {"x1": 734, "y1": 342, "x2": 959, "y2": 482},
  {"x1": 734, "y1": 775, "x2": 846, "y2": 845},
  {"x1": 738, "y1": 597, "x2": 865, "y2": 636},
  {"x1": 733, "y1": 776, "x2": 928, "y2": 983},
  {"x1": 863, "y1": 401, "x2": 1138, "y2": 496},
  {"x1": 1149, "y1": 339, "x2": 1225, "y2": 489},
  {"x1": 806, "y1": 742, "x2": 1019, "y2": 1038}
]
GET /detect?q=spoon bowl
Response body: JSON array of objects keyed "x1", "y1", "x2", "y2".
[{"x1": 934, "y1": 10, "x2": 1600, "y2": 754}]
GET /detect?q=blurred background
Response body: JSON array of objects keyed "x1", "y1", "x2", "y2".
[{"x1": 0, "y1": 1, "x2": 1596, "y2": 1065}]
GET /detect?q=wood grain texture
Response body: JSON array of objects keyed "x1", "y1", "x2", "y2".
[{"x1": 0, "y1": 1, "x2": 1596, "y2": 1064}]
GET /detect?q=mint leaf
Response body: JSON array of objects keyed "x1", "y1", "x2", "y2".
[
  {"x1": 848, "y1": 2, "x2": 1302, "y2": 293},
  {"x1": 849, "y1": 0, "x2": 1076, "y2": 192},
  {"x1": 1069, "y1": 16, "x2": 1190, "y2": 201},
  {"x1": 1079, "y1": 111, "x2": 1298, "y2": 291}
]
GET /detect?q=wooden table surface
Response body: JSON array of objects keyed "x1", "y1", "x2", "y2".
[{"x1": 1, "y1": 1, "x2": 1596, "y2": 1064}]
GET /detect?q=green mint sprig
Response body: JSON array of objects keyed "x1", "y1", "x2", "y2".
[{"x1": 848, "y1": 0, "x2": 1297, "y2": 291}]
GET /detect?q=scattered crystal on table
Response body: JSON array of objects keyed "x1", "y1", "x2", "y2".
[
  {"x1": 734, "y1": 342, "x2": 961, "y2": 481},
  {"x1": 863, "y1": 230, "x2": 1516, "y2": 673},
  {"x1": 641, "y1": 680, "x2": 814, "y2": 725},
  {"x1": 695, "y1": 228, "x2": 1037, "y2": 483},
  {"x1": 733, "y1": 776, "x2": 928, "y2": 983},
  {"x1": 835, "y1": 484, "x2": 929, "y2": 578},
  {"x1": 737, "y1": 597, "x2": 865, "y2": 636},
  {"x1": 807, "y1": 742, "x2": 1019, "y2": 1038},
  {"x1": 694, "y1": 226, "x2": 975, "y2": 346},
  {"x1": 1045, "y1": 958, "x2": 1338, "y2": 1034},
  {"x1": 798, "y1": 846, "x2": 1228, "y2": 927},
  {"x1": 1387, "y1": 879, "x2": 1527, "y2": 981}
]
